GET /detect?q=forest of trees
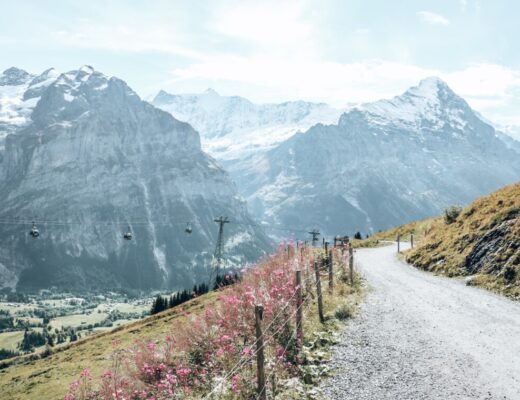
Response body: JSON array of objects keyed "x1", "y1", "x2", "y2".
[{"x1": 150, "y1": 273, "x2": 240, "y2": 315}]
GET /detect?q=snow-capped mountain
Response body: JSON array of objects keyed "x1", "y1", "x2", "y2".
[
  {"x1": 153, "y1": 89, "x2": 344, "y2": 161},
  {"x1": 0, "y1": 66, "x2": 270, "y2": 292},
  {"x1": 224, "y1": 77, "x2": 520, "y2": 236},
  {"x1": 0, "y1": 67, "x2": 50, "y2": 149}
]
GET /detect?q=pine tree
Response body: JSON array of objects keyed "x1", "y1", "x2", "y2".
[{"x1": 151, "y1": 295, "x2": 167, "y2": 315}]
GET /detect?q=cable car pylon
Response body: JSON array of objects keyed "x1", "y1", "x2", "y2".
[
  {"x1": 212, "y1": 216, "x2": 230, "y2": 283},
  {"x1": 308, "y1": 229, "x2": 320, "y2": 247}
]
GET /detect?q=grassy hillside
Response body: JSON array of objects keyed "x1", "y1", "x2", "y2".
[
  {"x1": 401, "y1": 182, "x2": 520, "y2": 299},
  {"x1": 0, "y1": 292, "x2": 218, "y2": 400},
  {"x1": 346, "y1": 217, "x2": 436, "y2": 249},
  {"x1": 0, "y1": 248, "x2": 362, "y2": 399},
  {"x1": 369, "y1": 217, "x2": 437, "y2": 243}
]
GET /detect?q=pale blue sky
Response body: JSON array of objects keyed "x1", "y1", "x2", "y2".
[{"x1": 1, "y1": 0, "x2": 519, "y2": 130}]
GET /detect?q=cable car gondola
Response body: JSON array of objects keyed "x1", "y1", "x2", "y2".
[
  {"x1": 123, "y1": 226, "x2": 133, "y2": 240},
  {"x1": 29, "y1": 222, "x2": 40, "y2": 238},
  {"x1": 185, "y1": 222, "x2": 193, "y2": 235}
]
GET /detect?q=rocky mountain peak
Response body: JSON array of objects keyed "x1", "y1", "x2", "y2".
[
  {"x1": 29, "y1": 67, "x2": 59, "y2": 84},
  {"x1": 0, "y1": 67, "x2": 33, "y2": 86},
  {"x1": 235, "y1": 76, "x2": 520, "y2": 237},
  {"x1": 73, "y1": 65, "x2": 96, "y2": 81},
  {"x1": 339, "y1": 77, "x2": 471, "y2": 131},
  {"x1": 416, "y1": 76, "x2": 451, "y2": 91},
  {"x1": 405, "y1": 76, "x2": 463, "y2": 108},
  {"x1": 204, "y1": 88, "x2": 219, "y2": 96}
]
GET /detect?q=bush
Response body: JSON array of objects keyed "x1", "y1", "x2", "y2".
[
  {"x1": 19, "y1": 329, "x2": 46, "y2": 351},
  {"x1": 335, "y1": 303, "x2": 354, "y2": 320},
  {"x1": 0, "y1": 348, "x2": 19, "y2": 360},
  {"x1": 150, "y1": 295, "x2": 169, "y2": 315},
  {"x1": 444, "y1": 206, "x2": 462, "y2": 224},
  {"x1": 150, "y1": 277, "x2": 233, "y2": 315},
  {"x1": 0, "y1": 316, "x2": 14, "y2": 330}
]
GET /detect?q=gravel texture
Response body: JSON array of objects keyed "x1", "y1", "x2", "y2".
[{"x1": 321, "y1": 244, "x2": 520, "y2": 400}]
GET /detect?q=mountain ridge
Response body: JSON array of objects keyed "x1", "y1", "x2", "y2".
[
  {"x1": 186, "y1": 77, "x2": 520, "y2": 236},
  {"x1": 152, "y1": 88, "x2": 344, "y2": 161}
]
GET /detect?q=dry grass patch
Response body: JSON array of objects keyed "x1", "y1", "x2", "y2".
[{"x1": 400, "y1": 182, "x2": 520, "y2": 299}]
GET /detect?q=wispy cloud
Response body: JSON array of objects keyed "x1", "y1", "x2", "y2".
[
  {"x1": 167, "y1": 56, "x2": 520, "y2": 120},
  {"x1": 417, "y1": 11, "x2": 450, "y2": 26},
  {"x1": 3, "y1": 0, "x2": 519, "y2": 128},
  {"x1": 444, "y1": 64, "x2": 520, "y2": 109},
  {"x1": 168, "y1": 57, "x2": 433, "y2": 106},
  {"x1": 51, "y1": 25, "x2": 205, "y2": 60}
]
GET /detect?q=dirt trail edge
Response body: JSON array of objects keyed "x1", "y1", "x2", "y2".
[{"x1": 321, "y1": 244, "x2": 520, "y2": 400}]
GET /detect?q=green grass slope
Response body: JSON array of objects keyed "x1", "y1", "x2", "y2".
[
  {"x1": 0, "y1": 259, "x2": 362, "y2": 399},
  {"x1": 0, "y1": 292, "x2": 218, "y2": 400}
]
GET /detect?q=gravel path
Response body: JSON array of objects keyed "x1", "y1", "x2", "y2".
[{"x1": 321, "y1": 244, "x2": 520, "y2": 400}]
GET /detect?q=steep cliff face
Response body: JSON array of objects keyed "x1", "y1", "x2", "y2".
[{"x1": 0, "y1": 67, "x2": 270, "y2": 292}]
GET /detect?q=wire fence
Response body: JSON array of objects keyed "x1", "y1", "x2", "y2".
[{"x1": 203, "y1": 245, "x2": 349, "y2": 399}]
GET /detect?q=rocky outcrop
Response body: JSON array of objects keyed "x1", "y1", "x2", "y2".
[
  {"x1": 465, "y1": 218, "x2": 519, "y2": 280},
  {"x1": 405, "y1": 182, "x2": 520, "y2": 298}
]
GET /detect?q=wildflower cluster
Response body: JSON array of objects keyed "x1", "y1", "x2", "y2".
[{"x1": 65, "y1": 243, "x2": 317, "y2": 399}]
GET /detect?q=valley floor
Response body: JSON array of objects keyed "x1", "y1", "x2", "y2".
[{"x1": 321, "y1": 244, "x2": 520, "y2": 400}]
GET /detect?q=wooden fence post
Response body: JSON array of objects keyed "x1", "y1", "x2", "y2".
[
  {"x1": 349, "y1": 245, "x2": 354, "y2": 286},
  {"x1": 328, "y1": 249, "x2": 333, "y2": 293},
  {"x1": 314, "y1": 261, "x2": 325, "y2": 323},
  {"x1": 300, "y1": 244, "x2": 310, "y2": 296},
  {"x1": 341, "y1": 247, "x2": 347, "y2": 273},
  {"x1": 397, "y1": 234, "x2": 400, "y2": 253},
  {"x1": 295, "y1": 270, "x2": 303, "y2": 348},
  {"x1": 255, "y1": 305, "x2": 266, "y2": 400},
  {"x1": 411, "y1": 233, "x2": 414, "y2": 249}
]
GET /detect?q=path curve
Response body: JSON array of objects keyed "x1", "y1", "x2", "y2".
[{"x1": 321, "y1": 244, "x2": 520, "y2": 400}]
